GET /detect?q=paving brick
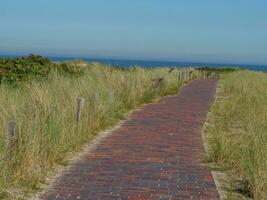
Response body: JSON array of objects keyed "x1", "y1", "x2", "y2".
[{"x1": 42, "y1": 79, "x2": 219, "y2": 200}]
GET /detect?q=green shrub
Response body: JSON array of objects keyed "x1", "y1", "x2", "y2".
[
  {"x1": 196, "y1": 66, "x2": 239, "y2": 73},
  {"x1": 0, "y1": 54, "x2": 53, "y2": 83},
  {"x1": 59, "y1": 62, "x2": 87, "y2": 76}
]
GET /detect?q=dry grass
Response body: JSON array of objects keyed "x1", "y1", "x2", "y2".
[{"x1": 204, "y1": 70, "x2": 267, "y2": 199}]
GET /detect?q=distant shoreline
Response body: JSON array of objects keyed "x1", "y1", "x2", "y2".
[{"x1": 1, "y1": 54, "x2": 266, "y2": 71}]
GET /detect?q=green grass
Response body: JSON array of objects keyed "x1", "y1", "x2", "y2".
[
  {"x1": 204, "y1": 70, "x2": 267, "y2": 199},
  {"x1": 0, "y1": 62, "x2": 200, "y2": 198}
]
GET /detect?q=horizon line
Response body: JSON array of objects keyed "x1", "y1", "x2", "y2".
[{"x1": 0, "y1": 53, "x2": 266, "y2": 67}]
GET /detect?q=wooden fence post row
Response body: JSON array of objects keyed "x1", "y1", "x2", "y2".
[
  {"x1": 179, "y1": 69, "x2": 200, "y2": 83},
  {"x1": 76, "y1": 97, "x2": 85, "y2": 124}
]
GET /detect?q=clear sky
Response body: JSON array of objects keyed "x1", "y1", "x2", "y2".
[{"x1": 0, "y1": 0, "x2": 267, "y2": 65}]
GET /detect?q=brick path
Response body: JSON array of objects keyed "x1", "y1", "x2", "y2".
[{"x1": 42, "y1": 79, "x2": 219, "y2": 200}]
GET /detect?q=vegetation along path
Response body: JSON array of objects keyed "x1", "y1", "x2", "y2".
[{"x1": 42, "y1": 79, "x2": 219, "y2": 200}]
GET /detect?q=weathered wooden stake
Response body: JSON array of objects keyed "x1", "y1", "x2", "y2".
[
  {"x1": 190, "y1": 71, "x2": 193, "y2": 79},
  {"x1": 188, "y1": 69, "x2": 190, "y2": 79},
  {"x1": 6, "y1": 121, "x2": 17, "y2": 151},
  {"x1": 76, "y1": 97, "x2": 85, "y2": 124}
]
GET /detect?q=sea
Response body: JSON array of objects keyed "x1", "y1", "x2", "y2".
[
  {"x1": 1, "y1": 54, "x2": 267, "y2": 71},
  {"x1": 50, "y1": 57, "x2": 267, "y2": 72}
]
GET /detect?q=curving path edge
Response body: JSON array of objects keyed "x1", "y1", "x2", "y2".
[{"x1": 42, "y1": 79, "x2": 219, "y2": 200}]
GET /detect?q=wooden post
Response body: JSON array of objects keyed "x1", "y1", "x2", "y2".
[
  {"x1": 188, "y1": 70, "x2": 190, "y2": 80},
  {"x1": 189, "y1": 69, "x2": 191, "y2": 79},
  {"x1": 6, "y1": 121, "x2": 17, "y2": 151},
  {"x1": 76, "y1": 97, "x2": 85, "y2": 124},
  {"x1": 189, "y1": 71, "x2": 192, "y2": 79}
]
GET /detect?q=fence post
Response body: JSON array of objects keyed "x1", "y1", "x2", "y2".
[
  {"x1": 76, "y1": 97, "x2": 85, "y2": 124},
  {"x1": 6, "y1": 121, "x2": 17, "y2": 152},
  {"x1": 189, "y1": 69, "x2": 192, "y2": 79}
]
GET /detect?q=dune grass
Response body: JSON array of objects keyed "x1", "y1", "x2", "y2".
[
  {"x1": 0, "y1": 63, "x2": 199, "y2": 198},
  {"x1": 204, "y1": 70, "x2": 267, "y2": 199}
]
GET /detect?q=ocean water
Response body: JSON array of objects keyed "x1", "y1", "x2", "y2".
[
  {"x1": 1, "y1": 54, "x2": 267, "y2": 71},
  {"x1": 49, "y1": 57, "x2": 267, "y2": 71}
]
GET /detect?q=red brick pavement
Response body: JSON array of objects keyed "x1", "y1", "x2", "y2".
[{"x1": 42, "y1": 79, "x2": 219, "y2": 200}]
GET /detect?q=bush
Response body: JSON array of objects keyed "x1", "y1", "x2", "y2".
[
  {"x1": 0, "y1": 54, "x2": 53, "y2": 83},
  {"x1": 59, "y1": 62, "x2": 87, "y2": 76},
  {"x1": 196, "y1": 66, "x2": 239, "y2": 73}
]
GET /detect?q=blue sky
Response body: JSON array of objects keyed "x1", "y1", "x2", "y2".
[{"x1": 0, "y1": 0, "x2": 267, "y2": 65}]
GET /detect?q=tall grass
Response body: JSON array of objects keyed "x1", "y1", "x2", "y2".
[
  {"x1": 205, "y1": 71, "x2": 267, "y2": 199},
  {"x1": 0, "y1": 63, "x2": 198, "y2": 198}
]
